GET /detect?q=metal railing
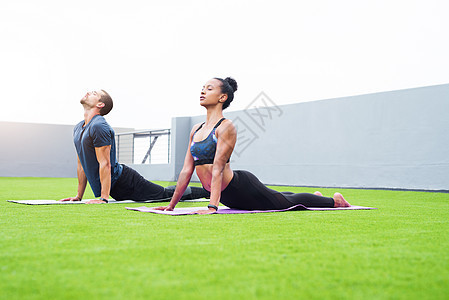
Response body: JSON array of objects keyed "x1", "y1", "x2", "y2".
[{"x1": 116, "y1": 129, "x2": 171, "y2": 164}]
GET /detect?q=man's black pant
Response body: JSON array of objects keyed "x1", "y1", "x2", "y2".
[{"x1": 110, "y1": 164, "x2": 209, "y2": 201}]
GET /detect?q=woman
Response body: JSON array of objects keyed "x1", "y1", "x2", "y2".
[{"x1": 156, "y1": 77, "x2": 350, "y2": 214}]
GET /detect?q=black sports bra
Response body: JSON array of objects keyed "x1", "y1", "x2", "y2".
[{"x1": 190, "y1": 118, "x2": 229, "y2": 166}]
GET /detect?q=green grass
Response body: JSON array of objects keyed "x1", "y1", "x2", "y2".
[{"x1": 1, "y1": 177, "x2": 448, "y2": 299}]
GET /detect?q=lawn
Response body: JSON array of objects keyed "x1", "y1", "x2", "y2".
[{"x1": 0, "y1": 177, "x2": 448, "y2": 299}]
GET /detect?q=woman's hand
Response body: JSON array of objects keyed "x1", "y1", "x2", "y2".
[
  {"x1": 153, "y1": 206, "x2": 174, "y2": 211},
  {"x1": 192, "y1": 207, "x2": 217, "y2": 215}
]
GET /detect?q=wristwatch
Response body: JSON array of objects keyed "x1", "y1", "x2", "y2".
[
  {"x1": 207, "y1": 204, "x2": 218, "y2": 211},
  {"x1": 99, "y1": 197, "x2": 109, "y2": 203}
]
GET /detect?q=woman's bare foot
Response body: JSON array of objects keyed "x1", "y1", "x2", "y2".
[
  {"x1": 333, "y1": 192, "x2": 351, "y2": 207},
  {"x1": 314, "y1": 191, "x2": 323, "y2": 196}
]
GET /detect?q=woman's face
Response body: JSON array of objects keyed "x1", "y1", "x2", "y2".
[{"x1": 200, "y1": 79, "x2": 226, "y2": 108}]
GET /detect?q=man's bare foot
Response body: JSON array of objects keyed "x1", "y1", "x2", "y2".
[
  {"x1": 314, "y1": 191, "x2": 323, "y2": 196},
  {"x1": 333, "y1": 192, "x2": 351, "y2": 207}
]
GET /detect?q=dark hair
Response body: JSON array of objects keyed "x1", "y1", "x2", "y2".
[
  {"x1": 214, "y1": 77, "x2": 238, "y2": 110},
  {"x1": 99, "y1": 90, "x2": 113, "y2": 116}
]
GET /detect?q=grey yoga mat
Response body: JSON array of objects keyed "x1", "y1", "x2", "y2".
[{"x1": 7, "y1": 198, "x2": 207, "y2": 205}]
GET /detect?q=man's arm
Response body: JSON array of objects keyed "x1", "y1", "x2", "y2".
[
  {"x1": 60, "y1": 156, "x2": 88, "y2": 201},
  {"x1": 85, "y1": 145, "x2": 112, "y2": 204}
]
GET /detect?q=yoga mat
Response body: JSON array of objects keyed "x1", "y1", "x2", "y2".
[
  {"x1": 7, "y1": 198, "x2": 207, "y2": 205},
  {"x1": 125, "y1": 204, "x2": 377, "y2": 215}
]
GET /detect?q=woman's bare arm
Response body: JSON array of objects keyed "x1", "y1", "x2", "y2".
[{"x1": 154, "y1": 124, "x2": 201, "y2": 211}]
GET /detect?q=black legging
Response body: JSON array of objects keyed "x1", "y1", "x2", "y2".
[
  {"x1": 110, "y1": 164, "x2": 209, "y2": 201},
  {"x1": 220, "y1": 170, "x2": 334, "y2": 210}
]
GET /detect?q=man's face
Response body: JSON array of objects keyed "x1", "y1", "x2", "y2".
[{"x1": 80, "y1": 90, "x2": 104, "y2": 108}]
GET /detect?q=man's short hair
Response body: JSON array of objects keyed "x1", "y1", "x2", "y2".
[{"x1": 99, "y1": 90, "x2": 113, "y2": 116}]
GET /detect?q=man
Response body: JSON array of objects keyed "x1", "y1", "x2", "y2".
[{"x1": 61, "y1": 90, "x2": 209, "y2": 204}]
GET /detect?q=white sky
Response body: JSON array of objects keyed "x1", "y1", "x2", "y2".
[{"x1": 1, "y1": 0, "x2": 448, "y2": 129}]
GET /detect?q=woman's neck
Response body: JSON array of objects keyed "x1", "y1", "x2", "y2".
[{"x1": 205, "y1": 106, "x2": 224, "y2": 125}]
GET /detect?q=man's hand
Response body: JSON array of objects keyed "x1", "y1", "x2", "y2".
[
  {"x1": 86, "y1": 199, "x2": 107, "y2": 204},
  {"x1": 60, "y1": 197, "x2": 81, "y2": 202},
  {"x1": 153, "y1": 206, "x2": 174, "y2": 211}
]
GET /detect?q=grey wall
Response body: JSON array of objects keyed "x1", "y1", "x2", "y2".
[
  {"x1": 0, "y1": 122, "x2": 78, "y2": 177},
  {"x1": 140, "y1": 84, "x2": 449, "y2": 191},
  {"x1": 0, "y1": 121, "x2": 133, "y2": 178},
  {"x1": 2, "y1": 84, "x2": 447, "y2": 191},
  {"x1": 224, "y1": 84, "x2": 449, "y2": 191},
  {"x1": 129, "y1": 116, "x2": 191, "y2": 182}
]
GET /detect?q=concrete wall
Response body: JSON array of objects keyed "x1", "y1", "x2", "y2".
[
  {"x1": 2, "y1": 84, "x2": 447, "y2": 191},
  {"x1": 128, "y1": 116, "x2": 191, "y2": 182},
  {"x1": 0, "y1": 122, "x2": 77, "y2": 177},
  {"x1": 224, "y1": 84, "x2": 449, "y2": 191},
  {"x1": 0, "y1": 121, "x2": 132, "y2": 178},
  {"x1": 140, "y1": 84, "x2": 449, "y2": 191}
]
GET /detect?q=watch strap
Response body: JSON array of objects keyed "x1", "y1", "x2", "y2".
[{"x1": 207, "y1": 204, "x2": 218, "y2": 211}]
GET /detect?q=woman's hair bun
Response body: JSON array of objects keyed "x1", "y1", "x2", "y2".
[
  {"x1": 213, "y1": 76, "x2": 238, "y2": 110},
  {"x1": 224, "y1": 77, "x2": 238, "y2": 92}
]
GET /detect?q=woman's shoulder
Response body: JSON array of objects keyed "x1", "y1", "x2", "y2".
[
  {"x1": 215, "y1": 119, "x2": 236, "y2": 136},
  {"x1": 189, "y1": 122, "x2": 205, "y2": 137},
  {"x1": 219, "y1": 118, "x2": 235, "y2": 128},
  {"x1": 191, "y1": 122, "x2": 204, "y2": 132},
  {"x1": 220, "y1": 118, "x2": 234, "y2": 126}
]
